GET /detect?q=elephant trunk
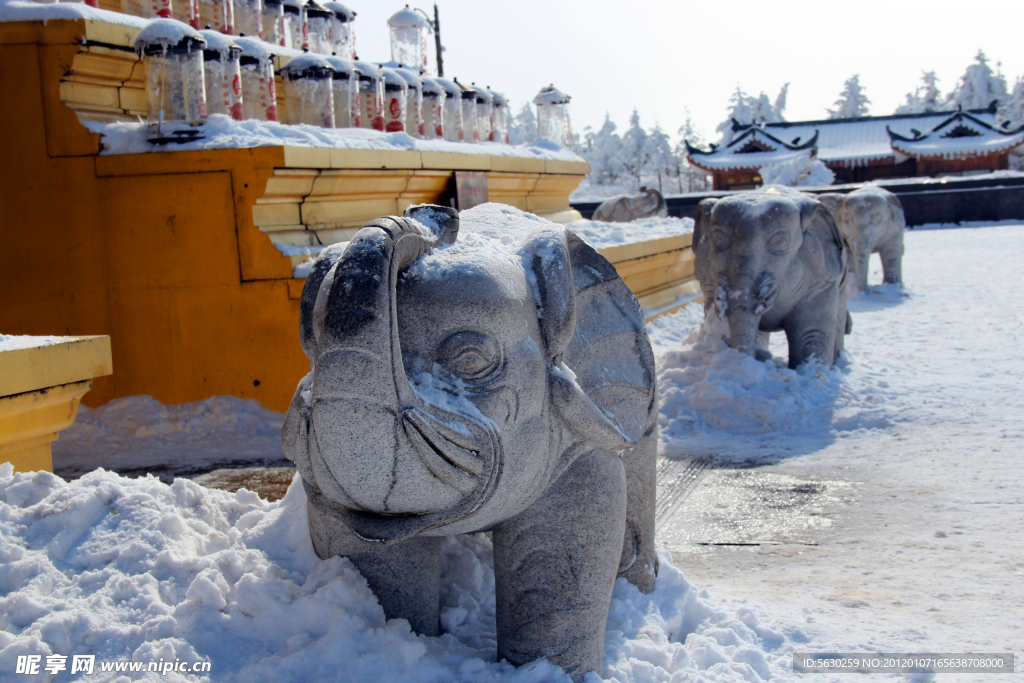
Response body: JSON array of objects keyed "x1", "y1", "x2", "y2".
[
  {"x1": 310, "y1": 212, "x2": 492, "y2": 517},
  {"x1": 855, "y1": 246, "x2": 870, "y2": 292},
  {"x1": 724, "y1": 272, "x2": 777, "y2": 357}
]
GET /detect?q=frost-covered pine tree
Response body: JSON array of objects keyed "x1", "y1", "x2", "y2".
[
  {"x1": 676, "y1": 110, "x2": 711, "y2": 193},
  {"x1": 715, "y1": 84, "x2": 788, "y2": 144},
  {"x1": 946, "y1": 51, "x2": 1008, "y2": 111},
  {"x1": 895, "y1": 71, "x2": 943, "y2": 114},
  {"x1": 828, "y1": 75, "x2": 871, "y2": 119},
  {"x1": 999, "y1": 77, "x2": 1024, "y2": 127},
  {"x1": 620, "y1": 109, "x2": 649, "y2": 189},
  {"x1": 715, "y1": 86, "x2": 754, "y2": 144},
  {"x1": 583, "y1": 113, "x2": 625, "y2": 186},
  {"x1": 508, "y1": 103, "x2": 537, "y2": 144},
  {"x1": 643, "y1": 124, "x2": 674, "y2": 194}
]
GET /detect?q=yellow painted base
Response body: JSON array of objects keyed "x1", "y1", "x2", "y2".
[{"x1": 0, "y1": 379, "x2": 92, "y2": 473}]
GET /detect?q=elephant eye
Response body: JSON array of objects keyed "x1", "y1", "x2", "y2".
[
  {"x1": 871, "y1": 212, "x2": 883, "y2": 222},
  {"x1": 766, "y1": 230, "x2": 790, "y2": 254},
  {"x1": 436, "y1": 331, "x2": 503, "y2": 384},
  {"x1": 712, "y1": 230, "x2": 730, "y2": 251}
]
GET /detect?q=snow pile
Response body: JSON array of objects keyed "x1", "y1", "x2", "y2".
[
  {"x1": 758, "y1": 152, "x2": 835, "y2": 188},
  {"x1": 0, "y1": 466, "x2": 797, "y2": 682},
  {"x1": 567, "y1": 216, "x2": 694, "y2": 250},
  {"x1": 0, "y1": 0, "x2": 148, "y2": 27},
  {"x1": 51, "y1": 395, "x2": 288, "y2": 480},
  {"x1": 0, "y1": 334, "x2": 72, "y2": 352},
  {"x1": 82, "y1": 115, "x2": 583, "y2": 160},
  {"x1": 657, "y1": 313, "x2": 847, "y2": 442}
]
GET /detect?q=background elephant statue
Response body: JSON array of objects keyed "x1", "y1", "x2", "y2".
[
  {"x1": 693, "y1": 187, "x2": 852, "y2": 369},
  {"x1": 591, "y1": 186, "x2": 668, "y2": 222},
  {"x1": 831, "y1": 185, "x2": 905, "y2": 291},
  {"x1": 282, "y1": 203, "x2": 658, "y2": 682}
]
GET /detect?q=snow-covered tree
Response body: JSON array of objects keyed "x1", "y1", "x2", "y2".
[
  {"x1": 999, "y1": 77, "x2": 1024, "y2": 128},
  {"x1": 676, "y1": 110, "x2": 711, "y2": 193},
  {"x1": 715, "y1": 84, "x2": 788, "y2": 144},
  {"x1": 620, "y1": 109, "x2": 649, "y2": 188},
  {"x1": 583, "y1": 113, "x2": 625, "y2": 186},
  {"x1": 946, "y1": 50, "x2": 1008, "y2": 111},
  {"x1": 508, "y1": 103, "x2": 537, "y2": 144},
  {"x1": 828, "y1": 75, "x2": 871, "y2": 119},
  {"x1": 643, "y1": 124, "x2": 674, "y2": 194},
  {"x1": 895, "y1": 71, "x2": 943, "y2": 114}
]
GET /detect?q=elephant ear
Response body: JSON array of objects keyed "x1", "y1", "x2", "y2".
[
  {"x1": 297, "y1": 242, "x2": 349, "y2": 362},
  {"x1": 886, "y1": 193, "x2": 906, "y2": 230},
  {"x1": 799, "y1": 199, "x2": 846, "y2": 283},
  {"x1": 524, "y1": 227, "x2": 656, "y2": 454},
  {"x1": 693, "y1": 197, "x2": 717, "y2": 253}
]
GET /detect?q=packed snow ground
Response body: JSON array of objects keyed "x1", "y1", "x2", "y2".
[{"x1": 4, "y1": 222, "x2": 1023, "y2": 681}]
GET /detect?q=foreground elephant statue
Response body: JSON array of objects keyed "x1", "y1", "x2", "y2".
[
  {"x1": 694, "y1": 187, "x2": 852, "y2": 368},
  {"x1": 592, "y1": 186, "x2": 668, "y2": 222},
  {"x1": 282, "y1": 203, "x2": 658, "y2": 681},
  {"x1": 828, "y1": 186, "x2": 906, "y2": 291}
]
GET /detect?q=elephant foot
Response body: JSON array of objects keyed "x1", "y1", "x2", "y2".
[{"x1": 754, "y1": 348, "x2": 773, "y2": 362}]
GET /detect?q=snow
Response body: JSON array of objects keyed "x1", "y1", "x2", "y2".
[
  {"x1": 6, "y1": 221, "x2": 1024, "y2": 681},
  {"x1": 82, "y1": 114, "x2": 584, "y2": 159},
  {"x1": 758, "y1": 152, "x2": 835, "y2": 188},
  {"x1": 134, "y1": 18, "x2": 203, "y2": 52},
  {"x1": 565, "y1": 216, "x2": 694, "y2": 251},
  {"x1": 0, "y1": 0, "x2": 148, "y2": 28},
  {"x1": 280, "y1": 53, "x2": 332, "y2": 77},
  {"x1": 533, "y1": 84, "x2": 570, "y2": 106},
  {"x1": 0, "y1": 334, "x2": 73, "y2": 352},
  {"x1": 0, "y1": 466, "x2": 795, "y2": 683},
  {"x1": 197, "y1": 29, "x2": 239, "y2": 59},
  {"x1": 50, "y1": 395, "x2": 288, "y2": 481}
]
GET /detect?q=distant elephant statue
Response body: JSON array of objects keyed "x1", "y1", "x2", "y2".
[
  {"x1": 694, "y1": 187, "x2": 852, "y2": 368},
  {"x1": 816, "y1": 192, "x2": 842, "y2": 219},
  {"x1": 282, "y1": 203, "x2": 658, "y2": 682},
  {"x1": 831, "y1": 185, "x2": 905, "y2": 291},
  {"x1": 592, "y1": 186, "x2": 668, "y2": 222}
]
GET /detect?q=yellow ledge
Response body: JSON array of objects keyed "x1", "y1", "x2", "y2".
[{"x1": 0, "y1": 336, "x2": 113, "y2": 473}]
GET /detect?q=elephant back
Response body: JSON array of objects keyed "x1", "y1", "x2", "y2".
[{"x1": 561, "y1": 231, "x2": 657, "y2": 446}]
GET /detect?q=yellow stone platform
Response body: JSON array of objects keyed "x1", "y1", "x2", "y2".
[{"x1": 0, "y1": 336, "x2": 113, "y2": 473}]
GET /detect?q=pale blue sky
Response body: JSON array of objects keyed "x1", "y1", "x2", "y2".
[{"x1": 355, "y1": 0, "x2": 1023, "y2": 142}]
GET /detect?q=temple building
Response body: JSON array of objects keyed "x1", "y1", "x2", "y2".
[{"x1": 687, "y1": 104, "x2": 1024, "y2": 190}]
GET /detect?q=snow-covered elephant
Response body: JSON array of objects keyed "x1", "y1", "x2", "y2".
[
  {"x1": 282, "y1": 203, "x2": 658, "y2": 681},
  {"x1": 694, "y1": 187, "x2": 852, "y2": 368},
  {"x1": 591, "y1": 186, "x2": 668, "y2": 222},
  {"x1": 831, "y1": 185, "x2": 905, "y2": 291}
]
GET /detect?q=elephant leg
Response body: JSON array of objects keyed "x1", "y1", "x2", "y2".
[
  {"x1": 618, "y1": 425, "x2": 658, "y2": 593},
  {"x1": 783, "y1": 289, "x2": 839, "y2": 369},
  {"x1": 492, "y1": 447, "x2": 627, "y2": 682},
  {"x1": 879, "y1": 240, "x2": 903, "y2": 284},
  {"x1": 308, "y1": 502, "x2": 443, "y2": 636}
]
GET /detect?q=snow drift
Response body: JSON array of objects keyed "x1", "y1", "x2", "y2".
[{"x1": 0, "y1": 466, "x2": 797, "y2": 682}]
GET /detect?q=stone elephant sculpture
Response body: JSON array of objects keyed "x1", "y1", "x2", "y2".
[
  {"x1": 592, "y1": 186, "x2": 668, "y2": 222},
  {"x1": 694, "y1": 187, "x2": 852, "y2": 369},
  {"x1": 282, "y1": 203, "x2": 658, "y2": 681},
  {"x1": 830, "y1": 186, "x2": 905, "y2": 291}
]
